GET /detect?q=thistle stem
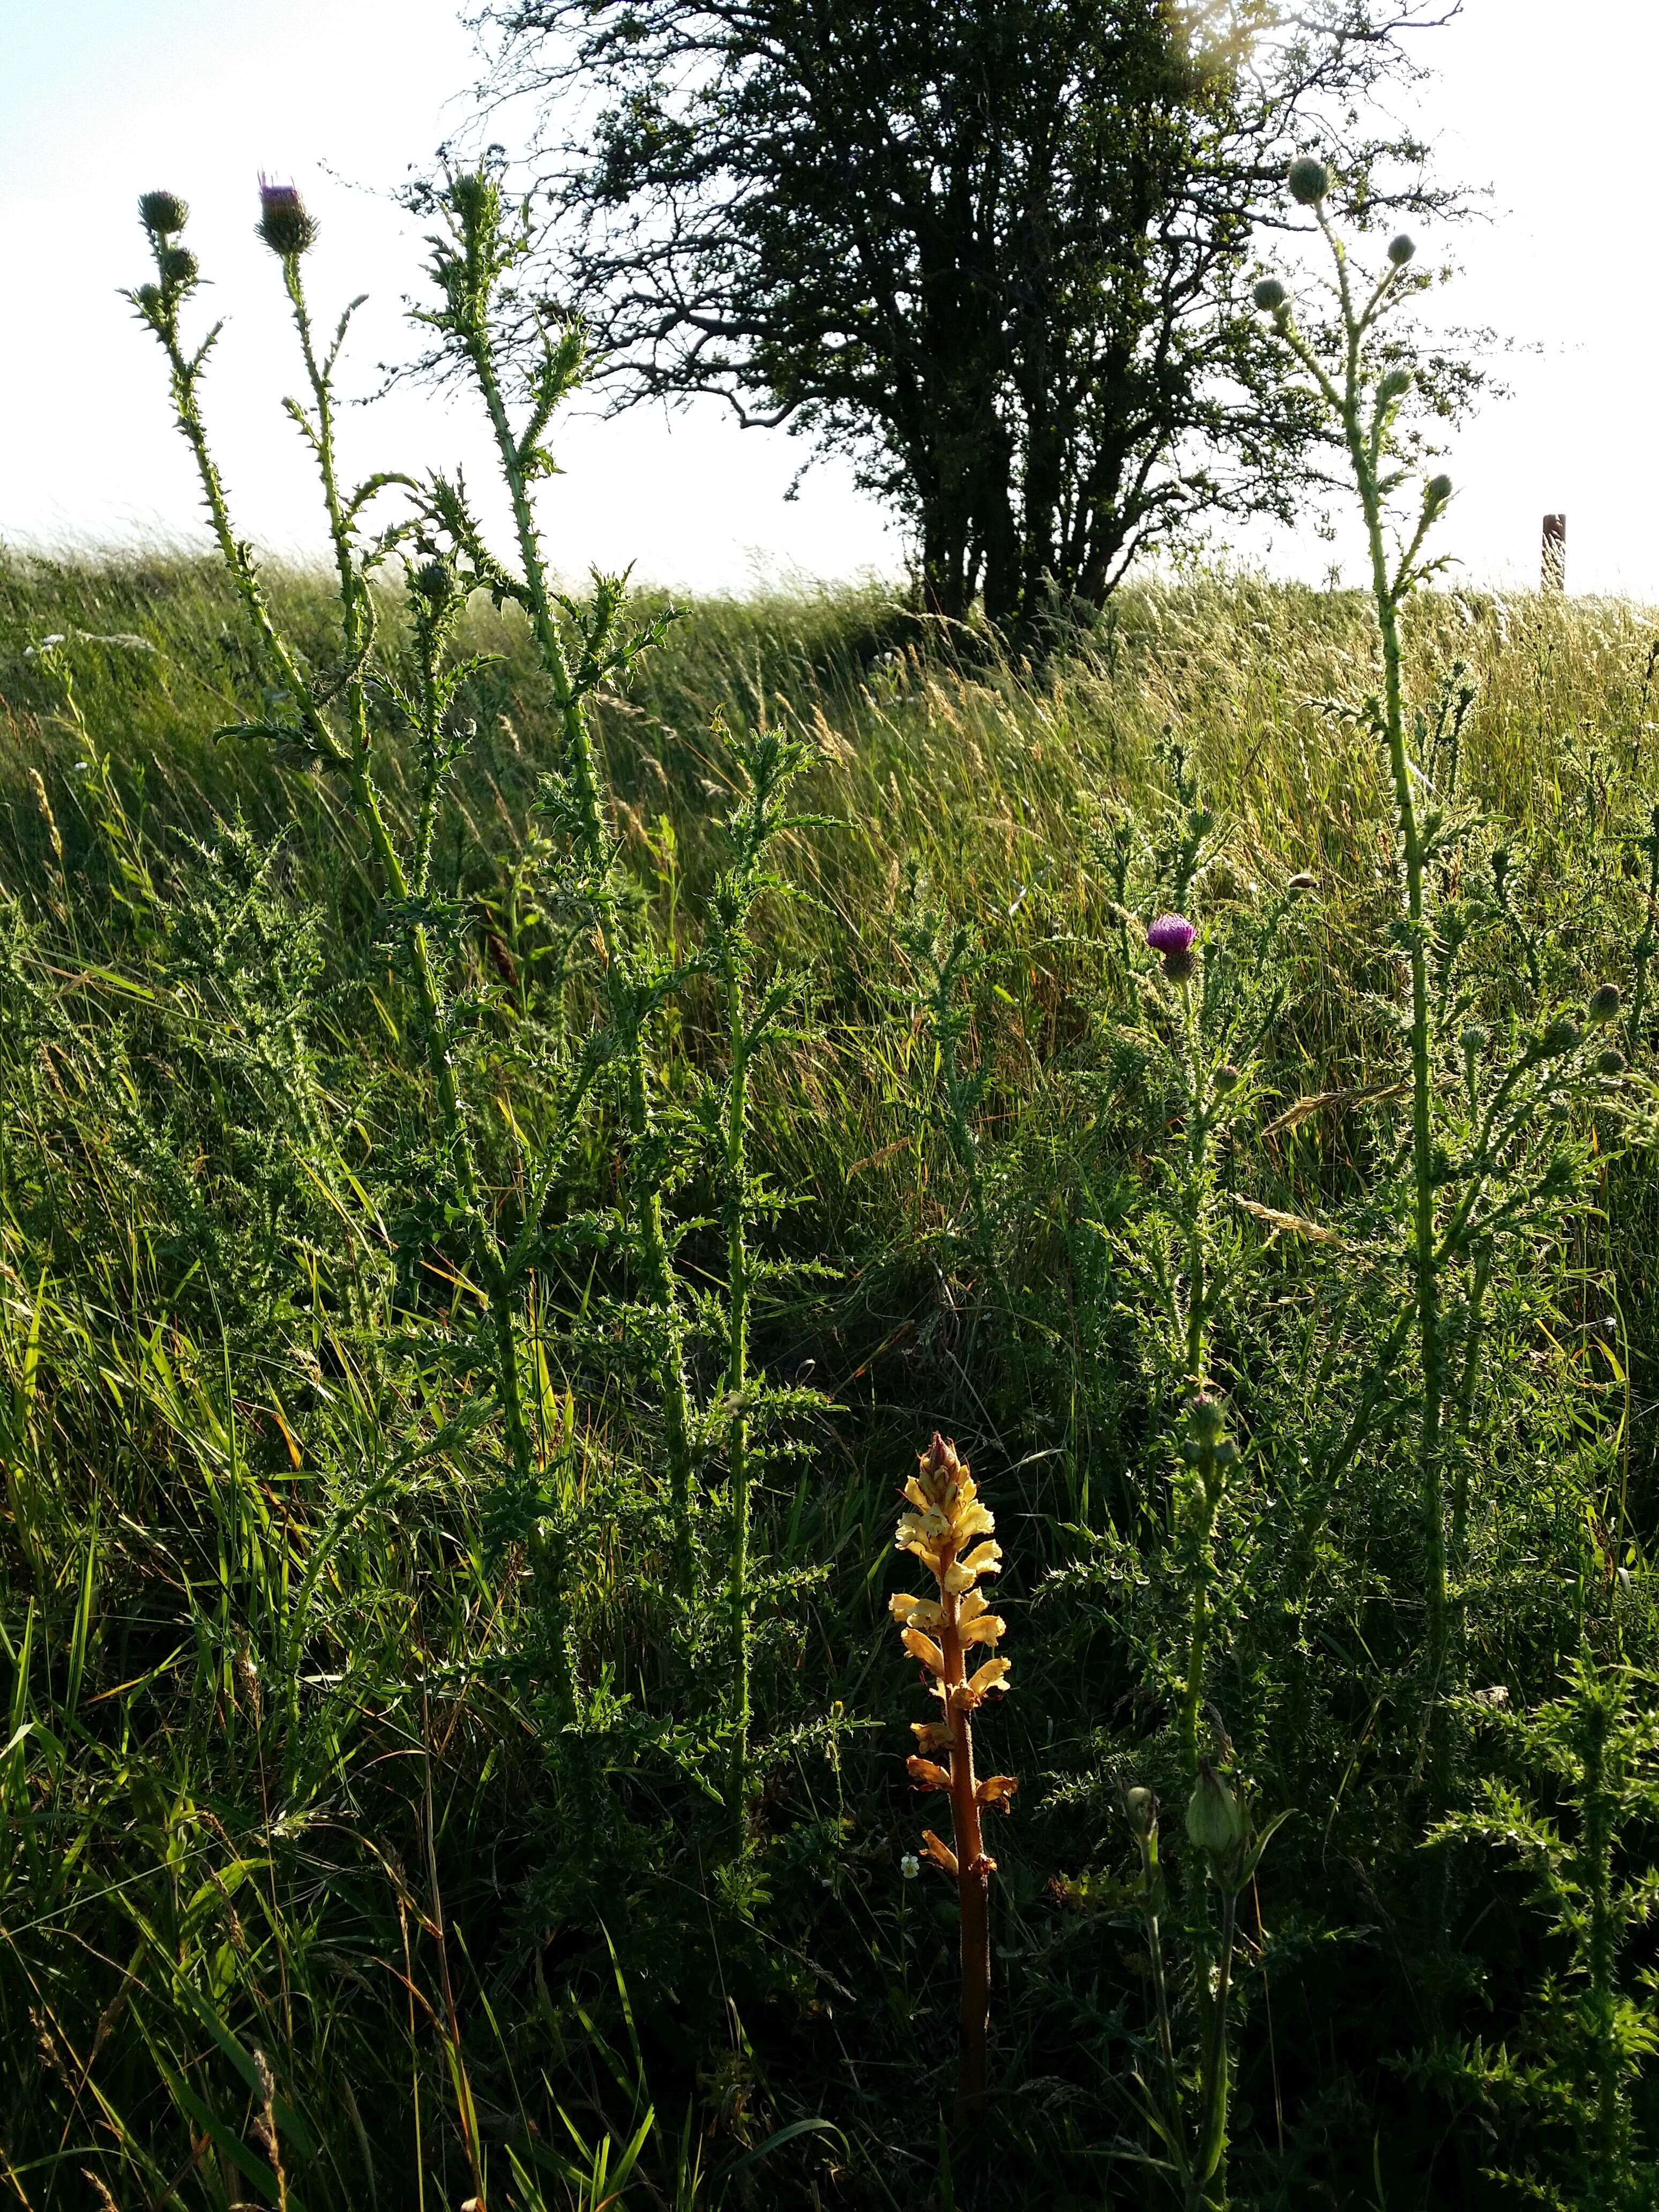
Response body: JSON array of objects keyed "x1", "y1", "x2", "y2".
[
  {"x1": 454, "y1": 282, "x2": 698, "y2": 1588},
  {"x1": 723, "y1": 963, "x2": 754, "y2": 1837}
]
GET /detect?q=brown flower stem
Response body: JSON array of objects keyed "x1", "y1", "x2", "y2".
[
  {"x1": 894, "y1": 1436, "x2": 1011, "y2": 2121},
  {"x1": 939, "y1": 1572, "x2": 990, "y2": 2118}
]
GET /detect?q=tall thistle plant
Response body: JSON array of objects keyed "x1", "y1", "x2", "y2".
[
  {"x1": 703, "y1": 723, "x2": 829, "y2": 1832},
  {"x1": 1254, "y1": 162, "x2": 1631, "y2": 1812},
  {"x1": 406, "y1": 167, "x2": 703, "y2": 1594},
  {"x1": 127, "y1": 179, "x2": 682, "y2": 1724},
  {"x1": 126, "y1": 186, "x2": 560, "y2": 1498}
]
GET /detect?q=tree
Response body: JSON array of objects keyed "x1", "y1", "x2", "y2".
[{"x1": 476, "y1": 0, "x2": 1461, "y2": 632}]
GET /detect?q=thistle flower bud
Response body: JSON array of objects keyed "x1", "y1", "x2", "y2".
[
  {"x1": 1288, "y1": 871, "x2": 1318, "y2": 893},
  {"x1": 1588, "y1": 984, "x2": 1621, "y2": 1026},
  {"x1": 1214, "y1": 1063, "x2": 1241, "y2": 1092},
  {"x1": 1387, "y1": 233, "x2": 1416, "y2": 267},
  {"x1": 412, "y1": 559, "x2": 451, "y2": 604},
  {"x1": 449, "y1": 170, "x2": 500, "y2": 237},
  {"x1": 1147, "y1": 911, "x2": 1197, "y2": 981},
  {"x1": 1598, "y1": 1048, "x2": 1627, "y2": 1077},
  {"x1": 256, "y1": 178, "x2": 319, "y2": 258},
  {"x1": 1424, "y1": 473, "x2": 1454, "y2": 509},
  {"x1": 1253, "y1": 276, "x2": 1288, "y2": 312},
  {"x1": 1213, "y1": 1437, "x2": 1241, "y2": 1468},
  {"x1": 1288, "y1": 156, "x2": 1332, "y2": 206},
  {"x1": 1185, "y1": 1760, "x2": 1246, "y2": 1859},
  {"x1": 158, "y1": 246, "x2": 198, "y2": 290},
  {"x1": 1379, "y1": 368, "x2": 1413, "y2": 402},
  {"x1": 139, "y1": 190, "x2": 189, "y2": 236},
  {"x1": 1538, "y1": 1017, "x2": 1581, "y2": 1058},
  {"x1": 1460, "y1": 1023, "x2": 1489, "y2": 1056},
  {"x1": 1124, "y1": 1785, "x2": 1157, "y2": 1838},
  {"x1": 1189, "y1": 1392, "x2": 1227, "y2": 1448}
]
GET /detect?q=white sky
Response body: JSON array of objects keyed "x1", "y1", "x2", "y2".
[{"x1": 0, "y1": 0, "x2": 1651, "y2": 597}]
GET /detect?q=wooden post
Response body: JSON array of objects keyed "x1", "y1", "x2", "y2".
[{"x1": 1542, "y1": 513, "x2": 1566, "y2": 594}]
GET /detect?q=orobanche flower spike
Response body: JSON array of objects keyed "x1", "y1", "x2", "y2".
[{"x1": 892, "y1": 1433, "x2": 1016, "y2": 2114}]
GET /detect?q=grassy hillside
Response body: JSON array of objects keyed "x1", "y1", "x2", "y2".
[{"x1": 4, "y1": 554, "x2": 1659, "y2": 2211}]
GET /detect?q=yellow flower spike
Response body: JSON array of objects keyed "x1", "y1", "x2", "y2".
[{"x1": 890, "y1": 1432, "x2": 1015, "y2": 2118}]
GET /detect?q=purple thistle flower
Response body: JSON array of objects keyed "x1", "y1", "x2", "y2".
[
  {"x1": 1147, "y1": 911, "x2": 1198, "y2": 980},
  {"x1": 256, "y1": 176, "x2": 319, "y2": 258}
]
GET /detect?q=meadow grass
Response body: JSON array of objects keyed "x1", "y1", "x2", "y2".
[{"x1": 4, "y1": 547, "x2": 1659, "y2": 2210}]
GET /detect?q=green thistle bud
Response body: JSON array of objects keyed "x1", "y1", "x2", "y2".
[
  {"x1": 1212, "y1": 1437, "x2": 1241, "y2": 1468},
  {"x1": 1541, "y1": 1018, "x2": 1581, "y2": 1057},
  {"x1": 1189, "y1": 1393, "x2": 1227, "y2": 1448},
  {"x1": 133, "y1": 283, "x2": 163, "y2": 319},
  {"x1": 1424, "y1": 473, "x2": 1454, "y2": 509},
  {"x1": 1379, "y1": 368, "x2": 1413, "y2": 402},
  {"x1": 450, "y1": 170, "x2": 499, "y2": 233},
  {"x1": 1253, "y1": 276, "x2": 1288, "y2": 312},
  {"x1": 158, "y1": 245, "x2": 198, "y2": 290},
  {"x1": 1598, "y1": 1048, "x2": 1628, "y2": 1078},
  {"x1": 412, "y1": 558, "x2": 452, "y2": 604},
  {"x1": 1588, "y1": 984, "x2": 1621, "y2": 1026},
  {"x1": 1124, "y1": 1785, "x2": 1157, "y2": 1838},
  {"x1": 1185, "y1": 1760, "x2": 1246, "y2": 1859},
  {"x1": 139, "y1": 190, "x2": 189, "y2": 236},
  {"x1": 1460, "y1": 1023, "x2": 1489, "y2": 1056},
  {"x1": 257, "y1": 178, "x2": 319, "y2": 258},
  {"x1": 1387, "y1": 233, "x2": 1416, "y2": 267},
  {"x1": 1214, "y1": 1063, "x2": 1242, "y2": 1093},
  {"x1": 1288, "y1": 156, "x2": 1332, "y2": 206}
]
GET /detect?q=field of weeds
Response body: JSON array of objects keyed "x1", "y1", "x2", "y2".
[{"x1": 4, "y1": 534, "x2": 1659, "y2": 2208}]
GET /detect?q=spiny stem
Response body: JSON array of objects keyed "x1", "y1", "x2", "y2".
[
  {"x1": 450, "y1": 246, "x2": 697, "y2": 1587},
  {"x1": 723, "y1": 960, "x2": 754, "y2": 1837}
]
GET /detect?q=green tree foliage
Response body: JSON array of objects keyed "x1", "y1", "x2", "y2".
[{"x1": 480, "y1": 0, "x2": 1461, "y2": 629}]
